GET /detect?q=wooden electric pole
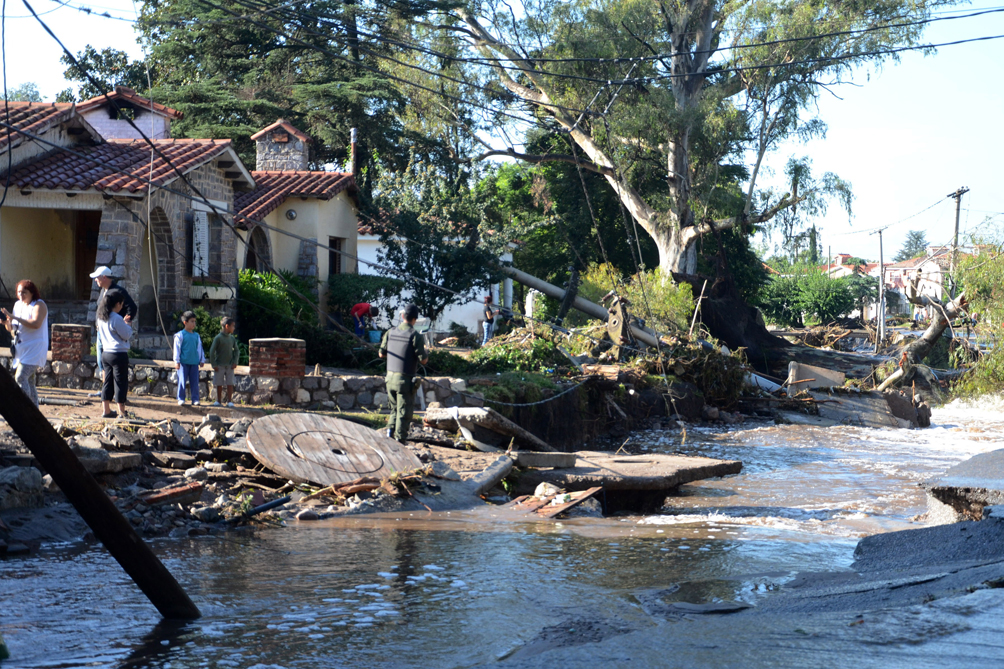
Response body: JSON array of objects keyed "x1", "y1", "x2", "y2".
[
  {"x1": 872, "y1": 227, "x2": 888, "y2": 353},
  {"x1": 949, "y1": 186, "x2": 970, "y2": 295},
  {"x1": 0, "y1": 367, "x2": 201, "y2": 619}
]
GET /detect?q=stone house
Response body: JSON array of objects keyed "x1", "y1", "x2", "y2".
[
  {"x1": 0, "y1": 93, "x2": 252, "y2": 353},
  {"x1": 234, "y1": 119, "x2": 359, "y2": 323}
]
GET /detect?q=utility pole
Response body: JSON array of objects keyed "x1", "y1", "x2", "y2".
[
  {"x1": 948, "y1": 186, "x2": 970, "y2": 295},
  {"x1": 872, "y1": 228, "x2": 888, "y2": 353}
]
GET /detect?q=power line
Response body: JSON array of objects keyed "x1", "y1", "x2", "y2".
[{"x1": 830, "y1": 195, "x2": 952, "y2": 237}]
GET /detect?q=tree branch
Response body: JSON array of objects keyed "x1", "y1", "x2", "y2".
[{"x1": 470, "y1": 149, "x2": 615, "y2": 176}]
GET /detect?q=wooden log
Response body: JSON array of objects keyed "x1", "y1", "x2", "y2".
[
  {"x1": 141, "y1": 482, "x2": 205, "y2": 507},
  {"x1": 0, "y1": 365, "x2": 201, "y2": 620},
  {"x1": 423, "y1": 407, "x2": 556, "y2": 452}
]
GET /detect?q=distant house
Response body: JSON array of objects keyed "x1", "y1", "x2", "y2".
[
  {"x1": 356, "y1": 220, "x2": 515, "y2": 334},
  {"x1": 0, "y1": 95, "x2": 252, "y2": 354},
  {"x1": 234, "y1": 120, "x2": 359, "y2": 323}
]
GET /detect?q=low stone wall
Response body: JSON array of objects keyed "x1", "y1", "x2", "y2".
[{"x1": 0, "y1": 350, "x2": 482, "y2": 411}]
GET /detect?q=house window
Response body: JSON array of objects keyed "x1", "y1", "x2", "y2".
[
  {"x1": 186, "y1": 210, "x2": 222, "y2": 280},
  {"x1": 328, "y1": 236, "x2": 344, "y2": 276},
  {"x1": 192, "y1": 211, "x2": 211, "y2": 277}
]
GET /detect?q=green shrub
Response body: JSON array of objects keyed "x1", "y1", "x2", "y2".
[
  {"x1": 237, "y1": 269, "x2": 296, "y2": 341},
  {"x1": 468, "y1": 337, "x2": 565, "y2": 373}
]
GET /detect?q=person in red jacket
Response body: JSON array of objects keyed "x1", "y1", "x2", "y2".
[{"x1": 351, "y1": 302, "x2": 379, "y2": 338}]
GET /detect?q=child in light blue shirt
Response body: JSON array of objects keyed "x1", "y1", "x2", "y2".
[{"x1": 173, "y1": 311, "x2": 206, "y2": 405}]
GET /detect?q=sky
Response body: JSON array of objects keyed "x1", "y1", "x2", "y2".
[{"x1": 3, "y1": 0, "x2": 1004, "y2": 264}]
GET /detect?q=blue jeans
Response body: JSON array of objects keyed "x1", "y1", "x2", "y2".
[
  {"x1": 482, "y1": 321, "x2": 493, "y2": 346},
  {"x1": 177, "y1": 363, "x2": 200, "y2": 403}
]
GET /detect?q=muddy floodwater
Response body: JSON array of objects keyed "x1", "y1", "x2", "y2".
[{"x1": 3, "y1": 397, "x2": 1004, "y2": 667}]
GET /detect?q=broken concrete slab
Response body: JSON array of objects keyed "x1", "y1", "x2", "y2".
[
  {"x1": 515, "y1": 451, "x2": 742, "y2": 513},
  {"x1": 808, "y1": 388, "x2": 924, "y2": 429},
  {"x1": 144, "y1": 451, "x2": 197, "y2": 470},
  {"x1": 511, "y1": 451, "x2": 577, "y2": 469},
  {"x1": 925, "y1": 448, "x2": 1004, "y2": 520},
  {"x1": 786, "y1": 361, "x2": 846, "y2": 393}
]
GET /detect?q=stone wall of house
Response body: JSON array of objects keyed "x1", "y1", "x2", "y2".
[{"x1": 89, "y1": 162, "x2": 239, "y2": 328}]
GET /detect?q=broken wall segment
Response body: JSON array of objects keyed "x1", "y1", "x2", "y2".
[
  {"x1": 249, "y1": 338, "x2": 306, "y2": 378},
  {"x1": 50, "y1": 324, "x2": 92, "y2": 362}
]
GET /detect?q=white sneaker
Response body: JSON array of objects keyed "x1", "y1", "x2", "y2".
[
  {"x1": 177, "y1": 400, "x2": 185, "y2": 406},
  {"x1": 192, "y1": 401, "x2": 201, "y2": 407}
]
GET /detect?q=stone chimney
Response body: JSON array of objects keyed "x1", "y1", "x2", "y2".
[{"x1": 251, "y1": 119, "x2": 311, "y2": 171}]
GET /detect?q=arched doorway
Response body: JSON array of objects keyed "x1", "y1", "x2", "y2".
[
  {"x1": 245, "y1": 225, "x2": 272, "y2": 273},
  {"x1": 138, "y1": 207, "x2": 176, "y2": 329}
]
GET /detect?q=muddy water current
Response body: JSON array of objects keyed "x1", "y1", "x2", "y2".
[{"x1": 4, "y1": 397, "x2": 1004, "y2": 667}]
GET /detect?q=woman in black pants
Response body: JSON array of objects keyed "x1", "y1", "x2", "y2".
[{"x1": 96, "y1": 290, "x2": 133, "y2": 419}]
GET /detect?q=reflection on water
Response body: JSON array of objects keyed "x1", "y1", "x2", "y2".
[{"x1": 2, "y1": 396, "x2": 1004, "y2": 667}]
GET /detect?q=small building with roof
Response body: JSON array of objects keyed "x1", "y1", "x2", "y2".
[
  {"x1": 0, "y1": 92, "x2": 252, "y2": 355},
  {"x1": 234, "y1": 119, "x2": 359, "y2": 324}
]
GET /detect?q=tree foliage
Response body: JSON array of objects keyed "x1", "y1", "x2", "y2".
[
  {"x1": 59, "y1": 46, "x2": 149, "y2": 101},
  {"x1": 760, "y1": 266, "x2": 855, "y2": 327},
  {"x1": 372, "y1": 159, "x2": 504, "y2": 324},
  {"x1": 7, "y1": 82, "x2": 43, "y2": 102},
  {"x1": 894, "y1": 230, "x2": 929, "y2": 262}
]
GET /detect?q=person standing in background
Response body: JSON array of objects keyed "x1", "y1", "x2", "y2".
[
  {"x1": 351, "y1": 302, "x2": 379, "y2": 338},
  {"x1": 2, "y1": 280, "x2": 48, "y2": 407},
  {"x1": 95, "y1": 290, "x2": 132, "y2": 419},
  {"x1": 173, "y1": 311, "x2": 206, "y2": 406},
  {"x1": 89, "y1": 267, "x2": 137, "y2": 397},
  {"x1": 209, "y1": 316, "x2": 240, "y2": 407},
  {"x1": 378, "y1": 304, "x2": 428, "y2": 442},
  {"x1": 481, "y1": 295, "x2": 498, "y2": 347}
]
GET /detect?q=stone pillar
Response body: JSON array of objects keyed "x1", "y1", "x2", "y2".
[
  {"x1": 51, "y1": 324, "x2": 92, "y2": 362},
  {"x1": 296, "y1": 238, "x2": 319, "y2": 296},
  {"x1": 249, "y1": 338, "x2": 306, "y2": 378}
]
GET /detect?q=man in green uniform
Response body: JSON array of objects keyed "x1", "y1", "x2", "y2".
[{"x1": 379, "y1": 304, "x2": 428, "y2": 442}]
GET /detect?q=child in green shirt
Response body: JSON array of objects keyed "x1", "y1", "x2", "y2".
[{"x1": 209, "y1": 316, "x2": 240, "y2": 407}]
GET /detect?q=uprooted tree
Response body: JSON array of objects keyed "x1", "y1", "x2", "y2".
[{"x1": 439, "y1": 0, "x2": 947, "y2": 274}]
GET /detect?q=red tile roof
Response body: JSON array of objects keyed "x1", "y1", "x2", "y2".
[
  {"x1": 235, "y1": 170, "x2": 356, "y2": 223},
  {"x1": 250, "y1": 119, "x2": 311, "y2": 143},
  {"x1": 76, "y1": 86, "x2": 183, "y2": 120},
  {"x1": 5, "y1": 138, "x2": 236, "y2": 193},
  {"x1": 0, "y1": 101, "x2": 74, "y2": 153}
]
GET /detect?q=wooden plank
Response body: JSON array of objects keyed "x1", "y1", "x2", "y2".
[
  {"x1": 247, "y1": 413, "x2": 423, "y2": 486},
  {"x1": 536, "y1": 486, "x2": 602, "y2": 519}
]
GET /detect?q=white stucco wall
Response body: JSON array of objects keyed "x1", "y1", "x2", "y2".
[
  {"x1": 357, "y1": 235, "x2": 512, "y2": 335},
  {"x1": 79, "y1": 108, "x2": 171, "y2": 140},
  {"x1": 236, "y1": 191, "x2": 358, "y2": 321},
  {"x1": 0, "y1": 207, "x2": 76, "y2": 297}
]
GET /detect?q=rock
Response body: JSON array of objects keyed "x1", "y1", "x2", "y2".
[
  {"x1": 702, "y1": 405, "x2": 720, "y2": 421},
  {"x1": 295, "y1": 388, "x2": 311, "y2": 404},
  {"x1": 146, "y1": 451, "x2": 196, "y2": 469},
  {"x1": 534, "y1": 482, "x2": 563, "y2": 497},
  {"x1": 373, "y1": 392, "x2": 389, "y2": 408},
  {"x1": 5, "y1": 542, "x2": 30, "y2": 555},
  {"x1": 356, "y1": 392, "x2": 373, "y2": 406},
  {"x1": 205, "y1": 462, "x2": 231, "y2": 473},
  {"x1": 184, "y1": 467, "x2": 209, "y2": 481},
  {"x1": 73, "y1": 363, "x2": 93, "y2": 378},
  {"x1": 69, "y1": 444, "x2": 111, "y2": 473},
  {"x1": 0, "y1": 466, "x2": 43, "y2": 493},
  {"x1": 295, "y1": 509, "x2": 319, "y2": 521},
  {"x1": 429, "y1": 461, "x2": 461, "y2": 480},
  {"x1": 336, "y1": 394, "x2": 356, "y2": 410},
  {"x1": 75, "y1": 435, "x2": 111, "y2": 451},
  {"x1": 105, "y1": 428, "x2": 143, "y2": 450},
  {"x1": 235, "y1": 375, "x2": 255, "y2": 393},
  {"x1": 196, "y1": 423, "x2": 226, "y2": 447},
  {"x1": 426, "y1": 401, "x2": 443, "y2": 410},
  {"x1": 191, "y1": 506, "x2": 221, "y2": 522},
  {"x1": 42, "y1": 474, "x2": 59, "y2": 492},
  {"x1": 52, "y1": 361, "x2": 74, "y2": 376},
  {"x1": 169, "y1": 420, "x2": 193, "y2": 449},
  {"x1": 52, "y1": 422, "x2": 78, "y2": 438},
  {"x1": 198, "y1": 414, "x2": 223, "y2": 429},
  {"x1": 257, "y1": 376, "x2": 280, "y2": 392},
  {"x1": 169, "y1": 527, "x2": 189, "y2": 538},
  {"x1": 450, "y1": 378, "x2": 467, "y2": 392},
  {"x1": 230, "y1": 418, "x2": 252, "y2": 436},
  {"x1": 329, "y1": 377, "x2": 345, "y2": 393}
]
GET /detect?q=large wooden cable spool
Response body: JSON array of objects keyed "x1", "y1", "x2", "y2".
[{"x1": 247, "y1": 413, "x2": 423, "y2": 486}]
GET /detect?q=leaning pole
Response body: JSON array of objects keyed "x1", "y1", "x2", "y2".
[
  {"x1": 0, "y1": 365, "x2": 201, "y2": 620},
  {"x1": 501, "y1": 266, "x2": 662, "y2": 348}
]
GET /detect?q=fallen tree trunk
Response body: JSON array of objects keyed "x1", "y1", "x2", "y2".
[
  {"x1": 424, "y1": 406, "x2": 556, "y2": 452},
  {"x1": 904, "y1": 290, "x2": 968, "y2": 364}
]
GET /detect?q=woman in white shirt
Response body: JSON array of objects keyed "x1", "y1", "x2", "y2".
[
  {"x1": 96, "y1": 290, "x2": 133, "y2": 419},
  {"x1": 2, "y1": 280, "x2": 49, "y2": 407}
]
